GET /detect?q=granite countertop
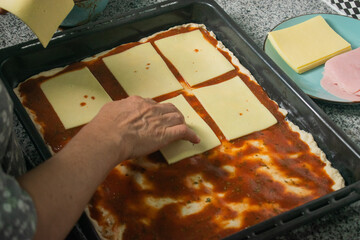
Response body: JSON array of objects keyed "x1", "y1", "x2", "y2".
[{"x1": 0, "y1": 0, "x2": 359, "y2": 239}]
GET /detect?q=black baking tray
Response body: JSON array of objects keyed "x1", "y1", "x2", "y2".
[{"x1": 1, "y1": 0, "x2": 360, "y2": 239}]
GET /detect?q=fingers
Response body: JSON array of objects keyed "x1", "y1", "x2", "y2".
[
  {"x1": 160, "y1": 111, "x2": 185, "y2": 126},
  {"x1": 166, "y1": 124, "x2": 200, "y2": 144},
  {"x1": 124, "y1": 95, "x2": 200, "y2": 144},
  {"x1": 142, "y1": 97, "x2": 200, "y2": 144},
  {"x1": 143, "y1": 97, "x2": 156, "y2": 104},
  {"x1": 128, "y1": 96, "x2": 179, "y2": 115},
  {"x1": 154, "y1": 102, "x2": 179, "y2": 115},
  {"x1": 130, "y1": 96, "x2": 179, "y2": 115},
  {"x1": 154, "y1": 110, "x2": 201, "y2": 144}
]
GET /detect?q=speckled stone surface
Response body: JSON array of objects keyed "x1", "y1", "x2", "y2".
[{"x1": 0, "y1": 0, "x2": 359, "y2": 239}]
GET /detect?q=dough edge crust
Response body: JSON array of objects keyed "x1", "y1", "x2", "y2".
[{"x1": 15, "y1": 23, "x2": 345, "y2": 240}]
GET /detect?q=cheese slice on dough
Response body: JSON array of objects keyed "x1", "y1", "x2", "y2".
[
  {"x1": 0, "y1": 0, "x2": 74, "y2": 47},
  {"x1": 103, "y1": 42, "x2": 183, "y2": 98},
  {"x1": 41, "y1": 67, "x2": 112, "y2": 129},
  {"x1": 193, "y1": 76, "x2": 277, "y2": 140},
  {"x1": 268, "y1": 16, "x2": 351, "y2": 73},
  {"x1": 160, "y1": 95, "x2": 221, "y2": 164},
  {"x1": 154, "y1": 30, "x2": 234, "y2": 86}
]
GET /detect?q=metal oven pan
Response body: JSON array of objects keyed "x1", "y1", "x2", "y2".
[{"x1": 0, "y1": 0, "x2": 359, "y2": 239}]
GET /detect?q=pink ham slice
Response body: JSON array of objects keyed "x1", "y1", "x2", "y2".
[{"x1": 320, "y1": 47, "x2": 360, "y2": 102}]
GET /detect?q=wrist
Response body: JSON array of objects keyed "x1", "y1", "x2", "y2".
[{"x1": 76, "y1": 121, "x2": 125, "y2": 169}]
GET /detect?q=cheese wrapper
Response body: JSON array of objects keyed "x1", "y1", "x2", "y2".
[
  {"x1": 0, "y1": 0, "x2": 74, "y2": 47},
  {"x1": 268, "y1": 16, "x2": 351, "y2": 74}
]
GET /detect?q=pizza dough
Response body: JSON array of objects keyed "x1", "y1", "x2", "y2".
[
  {"x1": 40, "y1": 67, "x2": 112, "y2": 129},
  {"x1": 160, "y1": 94, "x2": 221, "y2": 164},
  {"x1": 155, "y1": 29, "x2": 235, "y2": 86},
  {"x1": 103, "y1": 42, "x2": 183, "y2": 98},
  {"x1": 15, "y1": 23, "x2": 345, "y2": 240},
  {"x1": 193, "y1": 76, "x2": 278, "y2": 140}
]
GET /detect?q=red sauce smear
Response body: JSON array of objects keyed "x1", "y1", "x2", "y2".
[{"x1": 17, "y1": 26, "x2": 336, "y2": 239}]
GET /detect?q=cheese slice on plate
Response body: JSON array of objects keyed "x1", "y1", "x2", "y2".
[
  {"x1": 268, "y1": 16, "x2": 351, "y2": 74},
  {"x1": 103, "y1": 42, "x2": 183, "y2": 98},
  {"x1": 41, "y1": 67, "x2": 112, "y2": 129},
  {"x1": 160, "y1": 94, "x2": 221, "y2": 164},
  {"x1": 154, "y1": 30, "x2": 235, "y2": 86},
  {"x1": 193, "y1": 76, "x2": 277, "y2": 140},
  {"x1": 0, "y1": 0, "x2": 74, "y2": 48}
]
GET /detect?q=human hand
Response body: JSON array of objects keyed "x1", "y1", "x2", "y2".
[{"x1": 85, "y1": 96, "x2": 200, "y2": 163}]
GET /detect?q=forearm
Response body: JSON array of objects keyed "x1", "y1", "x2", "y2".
[
  {"x1": 17, "y1": 124, "x2": 121, "y2": 240},
  {"x1": 16, "y1": 97, "x2": 199, "y2": 239}
]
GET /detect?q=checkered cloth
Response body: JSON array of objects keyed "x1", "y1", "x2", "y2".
[{"x1": 330, "y1": 0, "x2": 360, "y2": 19}]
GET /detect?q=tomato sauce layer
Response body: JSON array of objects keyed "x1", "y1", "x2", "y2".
[{"x1": 17, "y1": 25, "x2": 336, "y2": 240}]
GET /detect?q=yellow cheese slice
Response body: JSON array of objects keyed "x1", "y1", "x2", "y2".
[
  {"x1": 103, "y1": 42, "x2": 183, "y2": 98},
  {"x1": 160, "y1": 94, "x2": 221, "y2": 164},
  {"x1": 41, "y1": 67, "x2": 112, "y2": 129},
  {"x1": 193, "y1": 76, "x2": 277, "y2": 140},
  {"x1": 0, "y1": 0, "x2": 74, "y2": 48},
  {"x1": 154, "y1": 30, "x2": 235, "y2": 86},
  {"x1": 268, "y1": 16, "x2": 351, "y2": 74}
]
